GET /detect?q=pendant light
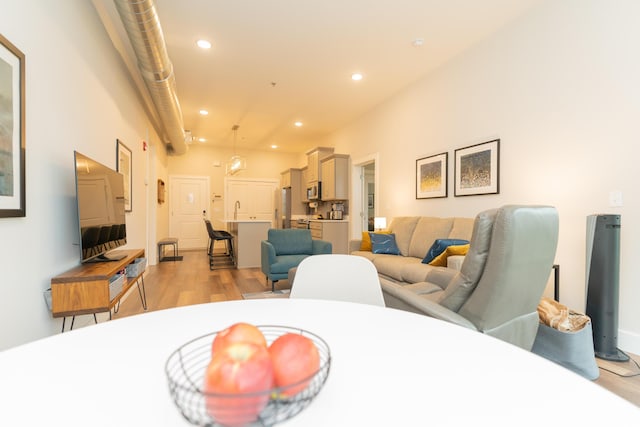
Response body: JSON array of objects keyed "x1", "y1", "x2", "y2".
[{"x1": 226, "y1": 124, "x2": 246, "y2": 175}]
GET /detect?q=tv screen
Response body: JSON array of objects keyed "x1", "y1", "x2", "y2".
[{"x1": 74, "y1": 151, "x2": 127, "y2": 263}]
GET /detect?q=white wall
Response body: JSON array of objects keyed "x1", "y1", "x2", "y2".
[
  {"x1": 0, "y1": 1, "x2": 312, "y2": 349},
  {"x1": 0, "y1": 0, "x2": 163, "y2": 349},
  {"x1": 325, "y1": 0, "x2": 640, "y2": 353}
]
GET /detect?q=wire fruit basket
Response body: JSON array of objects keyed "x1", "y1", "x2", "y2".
[{"x1": 165, "y1": 325, "x2": 331, "y2": 426}]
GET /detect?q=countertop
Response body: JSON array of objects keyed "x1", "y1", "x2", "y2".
[{"x1": 223, "y1": 219, "x2": 271, "y2": 223}]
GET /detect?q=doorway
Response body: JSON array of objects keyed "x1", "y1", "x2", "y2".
[
  {"x1": 169, "y1": 175, "x2": 210, "y2": 250},
  {"x1": 351, "y1": 153, "x2": 379, "y2": 239}
]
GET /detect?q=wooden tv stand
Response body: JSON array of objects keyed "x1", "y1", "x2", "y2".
[{"x1": 50, "y1": 249, "x2": 146, "y2": 328}]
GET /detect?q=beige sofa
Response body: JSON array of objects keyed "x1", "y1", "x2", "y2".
[{"x1": 349, "y1": 216, "x2": 475, "y2": 299}]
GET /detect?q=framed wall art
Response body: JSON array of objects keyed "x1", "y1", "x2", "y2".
[
  {"x1": 116, "y1": 139, "x2": 132, "y2": 212},
  {"x1": 454, "y1": 139, "x2": 500, "y2": 197},
  {"x1": 0, "y1": 34, "x2": 26, "y2": 218},
  {"x1": 416, "y1": 152, "x2": 448, "y2": 199}
]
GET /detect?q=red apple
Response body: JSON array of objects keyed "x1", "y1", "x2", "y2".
[
  {"x1": 268, "y1": 333, "x2": 320, "y2": 397},
  {"x1": 211, "y1": 322, "x2": 267, "y2": 355},
  {"x1": 204, "y1": 342, "x2": 274, "y2": 426}
]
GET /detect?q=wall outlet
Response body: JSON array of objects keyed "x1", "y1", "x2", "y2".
[{"x1": 609, "y1": 190, "x2": 623, "y2": 207}]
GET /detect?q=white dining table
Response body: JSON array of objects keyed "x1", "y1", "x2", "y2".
[{"x1": 1, "y1": 298, "x2": 638, "y2": 426}]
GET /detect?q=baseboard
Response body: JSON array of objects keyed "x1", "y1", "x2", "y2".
[{"x1": 619, "y1": 329, "x2": 640, "y2": 355}]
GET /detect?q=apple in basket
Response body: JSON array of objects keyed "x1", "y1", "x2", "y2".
[
  {"x1": 204, "y1": 342, "x2": 274, "y2": 426},
  {"x1": 211, "y1": 322, "x2": 268, "y2": 355},
  {"x1": 268, "y1": 333, "x2": 320, "y2": 397}
]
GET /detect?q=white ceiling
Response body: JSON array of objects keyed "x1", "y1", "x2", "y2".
[{"x1": 103, "y1": 0, "x2": 544, "y2": 154}]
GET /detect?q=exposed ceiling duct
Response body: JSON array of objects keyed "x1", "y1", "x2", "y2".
[{"x1": 112, "y1": 0, "x2": 188, "y2": 155}]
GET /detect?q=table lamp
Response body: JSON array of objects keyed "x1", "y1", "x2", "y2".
[{"x1": 374, "y1": 217, "x2": 387, "y2": 231}]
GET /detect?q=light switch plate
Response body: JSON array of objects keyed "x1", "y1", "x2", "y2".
[{"x1": 609, "y1": 190, "x2": 623, "y2": 207}]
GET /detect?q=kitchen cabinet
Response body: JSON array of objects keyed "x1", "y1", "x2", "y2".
[
  {"x1": 290, "y1": 220, "x2": 309, "y2": 229},
  {"x1": 300, "y1": 166, "x2": 309, "y2": 202},
  {"x1": 320, "y1": 154, "x2": 349, "y2": 201},
  {"x1": 309, "y1": 220, "x2": 349, "y2": 254},
  {"x1": 306, "y1": 147, "x2": 334, "y2": 184},
  {"x1": 225, "y1": 179, "x2": 278, "y2": 223},
  {"x1": 281, "y1": 169, "x2": 292, "y2": 188}
]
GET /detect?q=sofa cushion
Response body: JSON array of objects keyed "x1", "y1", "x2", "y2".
[
  {"x1": 349, "y1": 250, "x2": 378, "y2": 262},
  {"x1": 438, "y1": 209, "x2": 497, "y2": 311},
  {"x1": 422, "y1": 238, "x2": 470, "y2": 264},
  {"x1": 404, "y1": 281, "x2": 443, "y2": 296},
  {"x1": 428, "y1": 244, "x2": 470, "y2": 267},
  {"x1": 373, "y1": 255, "x2": 419, "y2": 282},
  {"x1": 388, "y1": 217, "x2": 420, "y2": 256},
  {"x1": 449, "y1": 217, "x2": 475, "y2": 240},
  {"x1": 408, "y1": 217, "x2": 453, "y2": 259},
  {"x1": 268, "y1": 229, "x2": 313, "y2": 255},
  {"x1": 360, "y1": 230, "x2": 390, "y2": 251},
  {"x1": 370, "y1": 233, "x2": 401, "y2": 255},
  {"x1": 400, "y1": 261, "x2": 438, "y2": 284}
]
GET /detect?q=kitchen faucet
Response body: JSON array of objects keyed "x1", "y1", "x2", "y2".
[{"x1": 234, "y1": 200, "x2": 240, "y2": 220}]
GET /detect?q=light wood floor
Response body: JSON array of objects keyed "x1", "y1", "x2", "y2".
[{"x1": 113, "y1": 249, "x2": 640, "y2": 407}]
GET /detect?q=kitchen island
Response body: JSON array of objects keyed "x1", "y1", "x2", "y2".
[{"x1": 225, "y1": 220, "x2": 271, "y2": 268}]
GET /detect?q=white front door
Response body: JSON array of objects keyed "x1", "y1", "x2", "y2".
[{"x1": 169, "y1": 175, "x2": 210, "y2": 249}]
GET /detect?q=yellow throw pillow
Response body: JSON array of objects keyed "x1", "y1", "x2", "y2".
[
  {"x1": 360, "y1": 230, "x2": 390, "y2": 251},
  {"x1": 428, "y1": 244, "x2": 470, "y2": 267}
]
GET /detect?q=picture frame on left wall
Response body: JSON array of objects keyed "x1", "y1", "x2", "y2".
[
  {"x1": 117, "y1": 139, "x2": 132, "y2": 212},
  {"x1": 0, "y1": 34, "x2": 26, "y2": 218}
]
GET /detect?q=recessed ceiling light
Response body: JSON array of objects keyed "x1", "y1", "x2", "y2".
[
  {"x1": 196, "y1": 39, "x2": 211, "y2": 49},
  {"x1": 271, "y1": 145, "x2": 278, "y2": 149},
  {"x1": 412, "y1": 38, "x2": 425, "y2": 47},
  {"x1": 199, "y1": 109, "x2": 209, "y2": 116},
  {"x1": 294, "y1": 121, "x2": 303, "y2": 127},
  {"x1": 198, "y1": 138, "x2": 207, "y2": 143},
  {"x1": 351, "y1": 73, "x2": 363, "y2": 81}
]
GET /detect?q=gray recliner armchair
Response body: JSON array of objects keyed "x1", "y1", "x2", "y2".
[{"x1": 382, "y1": 205, "x2": 559, "y2": 350}]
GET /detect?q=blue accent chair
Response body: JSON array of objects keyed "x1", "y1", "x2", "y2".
[{"x1": 261, "y1": 228, "x2": 332, "y2": 291}]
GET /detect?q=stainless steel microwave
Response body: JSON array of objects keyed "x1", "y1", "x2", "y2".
[{"x1": 307, "y1": 182, "x2": 321, "y2": 200}]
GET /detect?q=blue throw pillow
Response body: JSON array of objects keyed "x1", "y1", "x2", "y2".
[
  {"x1": 422, "y1": 238, "x2": 470, "y2": 264},
  {"x1": 370, "y1": 233, "x2": 401, "y2": 255}
]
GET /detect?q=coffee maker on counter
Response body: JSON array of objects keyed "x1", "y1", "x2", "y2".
[{"x1": 329, "y1": 202, "x2": 344, "y2": 220}]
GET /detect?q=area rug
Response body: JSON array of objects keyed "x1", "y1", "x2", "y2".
[
  {"x1": 160, "y1": 256, "x2": 183, "y2": 262},
  {"x1": 242, "y1": 289, "x2": 291, "y2": 300}
]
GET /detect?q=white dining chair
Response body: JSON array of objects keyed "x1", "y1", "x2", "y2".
[{"x1": 289, "y1": 254, "x2": 385, "y2": 307}]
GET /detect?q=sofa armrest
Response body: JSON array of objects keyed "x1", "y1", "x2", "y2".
[
  {"x1": 447, "y1": 255, "x2": 465, "y2": 271},
  {"x1": 382, "y1": 280, "x2": 478, "y2": 331},
  {"x1": 312, "y1": 239, "x2": 332, "y2": 254},
  {"x1": 349, "y1": 239, "x2": 362, "y2": 253},
  {"x1": 424, "y1": 267, "x2": 458, "y2": 290},
  {"x1": 261, "y1": 240, "x2": 276, "y2": 274}
]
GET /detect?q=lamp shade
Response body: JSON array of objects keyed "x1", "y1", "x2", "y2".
[
  {"x1": 225, "y1": 155, "x2": 246, "y2": 175},
  {"x1": 374, "y1": 217, "x2": 387, "y2": 230}
]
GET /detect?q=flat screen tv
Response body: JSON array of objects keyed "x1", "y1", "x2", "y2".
[{"x1": 74, "y1": 151, "x2": 127, "y2": 263}]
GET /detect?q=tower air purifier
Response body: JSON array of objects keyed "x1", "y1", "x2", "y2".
[{"x1": 585, "y1": 214, "x2": 628, "y2": 361}]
